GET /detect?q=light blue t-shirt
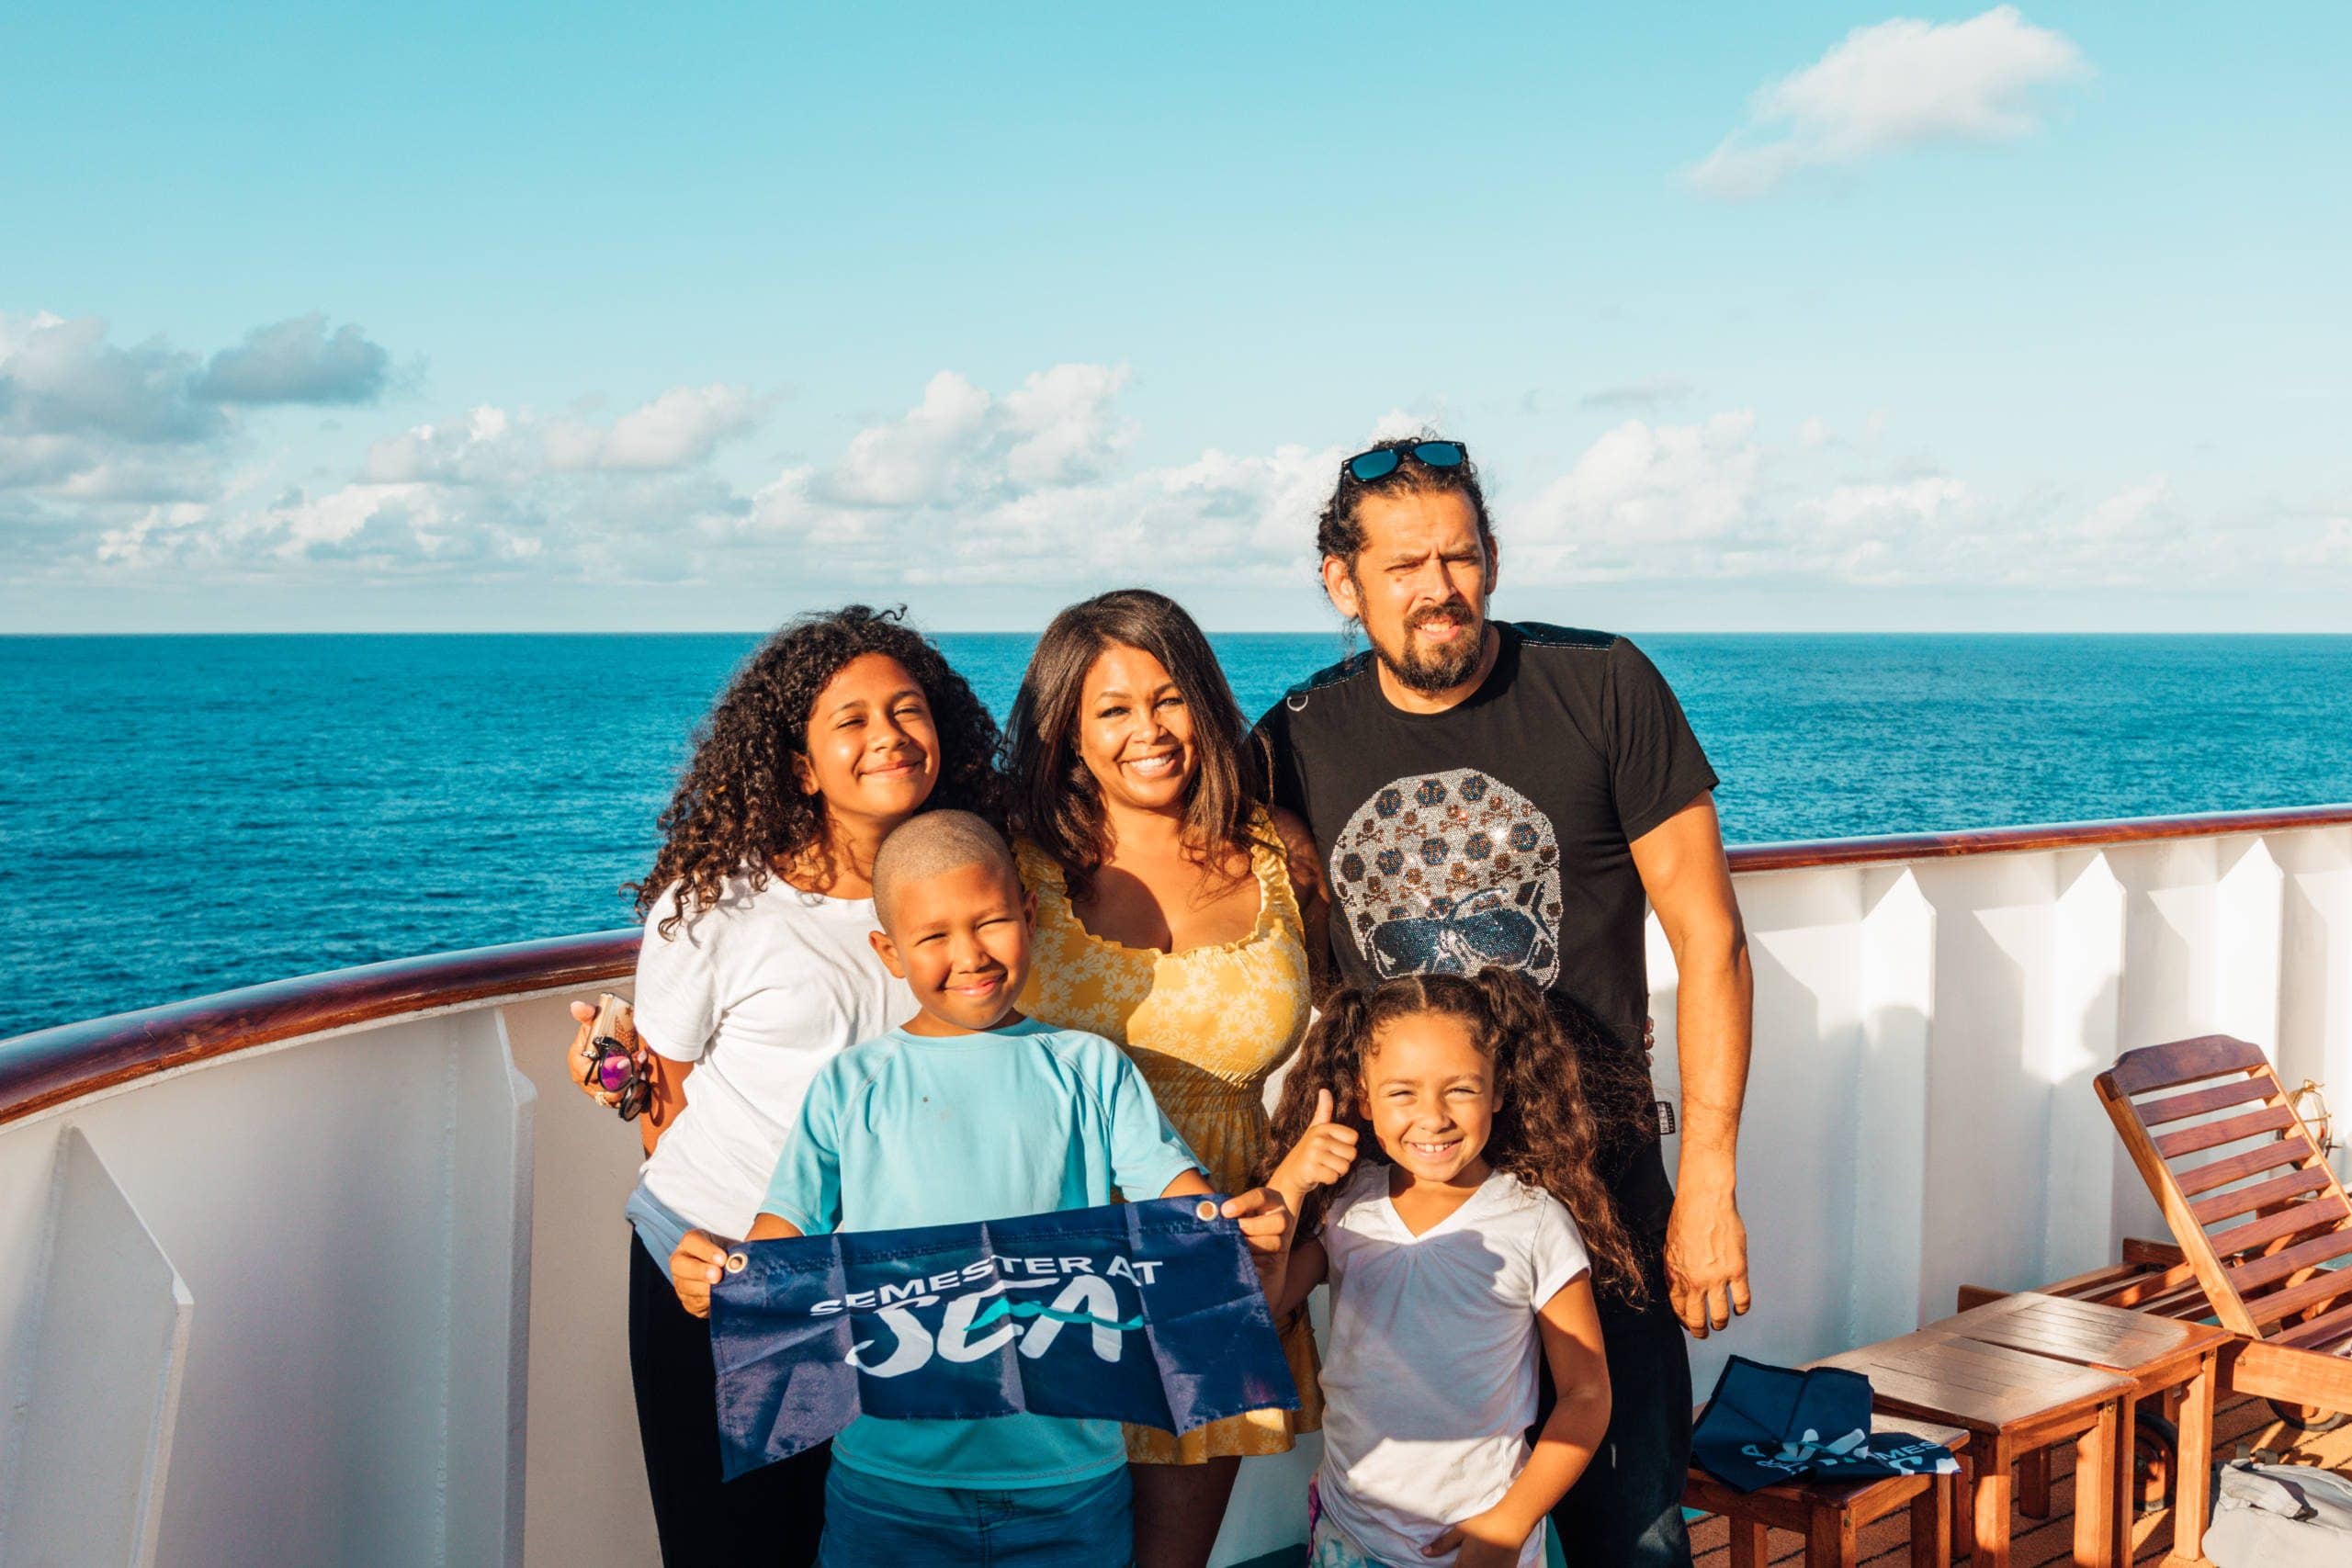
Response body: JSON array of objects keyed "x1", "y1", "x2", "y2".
[{"x1": 762, "y1": 1015, "x2": 1202, "y2": 1489}]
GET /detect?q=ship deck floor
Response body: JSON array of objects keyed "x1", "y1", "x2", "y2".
[{"x1": 1690, "y1": 1393, "x2": 2352, "y2": 1565}]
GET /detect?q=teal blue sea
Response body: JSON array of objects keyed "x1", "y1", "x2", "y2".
[{"x1": 6, "y1": 633, "x2": 2350, "y2": 1035}]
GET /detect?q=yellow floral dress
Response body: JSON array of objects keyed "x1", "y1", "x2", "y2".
[{"x1": 1015, "y1": 815, "x2": 1324, "y2": 1463}]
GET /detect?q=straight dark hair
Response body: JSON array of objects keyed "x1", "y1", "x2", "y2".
[{"x1": 1005, "y1": 589, "x2": 1270, "y2": 899}]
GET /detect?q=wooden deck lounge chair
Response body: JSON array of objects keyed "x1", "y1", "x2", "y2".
[{"x1": 2094, "y1": 1035, "x2": 2352, "y2": 1422}]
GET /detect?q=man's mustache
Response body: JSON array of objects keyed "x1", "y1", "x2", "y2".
[{"x1": 1406, "y1": 601, "x2": 1479, "y2": 633}]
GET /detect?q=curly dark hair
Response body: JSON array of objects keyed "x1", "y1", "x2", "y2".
[
  {"x1": 1257, "y1": 966, "x2": 1648, "y2": 1303},
  {"x1": 1315, "y1": 434, "x2": 1496, "y2": 568},
  {"x1": 630, "y1": 605, "x2": 1003, "y2": 936},
  {"x1": 1004, "y1": 589, "x2": 1272, "y2": 900}
]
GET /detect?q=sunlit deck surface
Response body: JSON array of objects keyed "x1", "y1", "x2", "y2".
[{"x1": 1690, "y1": 1397, "x2": 2352, "y2": 1565}]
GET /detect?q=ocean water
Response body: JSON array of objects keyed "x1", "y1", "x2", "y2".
[{"x1": 6, "y1": 632, "x2": 2350, "y2": 1036}]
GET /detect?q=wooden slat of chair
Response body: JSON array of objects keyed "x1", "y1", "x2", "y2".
[
  {"x1": 2098, "y1": 1034, "x2": 2351, "y2": 1352},
  {"x1": 2137, "y1": 1076, "x2": 2278, "y2": 1126},
  {"x1": 2230, "y1": 1231, "x2": 2352, "y2": 1292},
  {"x1": 2120, "y1": 1236, "x2": 2187, "y2": 1267},
  {"x1": 2154, "y1": 1105, "x2": 2296, "y2": 1158},
  {"x1": 2107, "y1": 1241, "x2": 2203, "y2": 1323},
  {"x1": 2105, "y1": 1034, "x2": 2269, "y2": 1096},
  {"x1": 2278, "y1": 1300, "x2": 2352, "y2": 1350},
  {"x1": 2245, "y1": 1265, "x2": 2352, "y2": 1328},
  {"x1": 2208, "y1": 1197, "x2": 2352, "y2": 1258},
  {"x1": 2190, "y1": 1168, "x2": 2335, "y2": 1225},
  {"x1": 2029, "y1": 1257, "x2": 2180, "y2": 1302},
  {"x1": 2177, "y1": 1139, "x2": 2312, "y2": 1197},
  {"x1": 2134, "y1": 1281, "x2": 2222, "y2": 1319}
]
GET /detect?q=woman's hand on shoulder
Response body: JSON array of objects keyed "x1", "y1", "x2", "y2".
[
  {"x1": 1270, "y1": 1088, "x2": 1358, "y2": 1213},
  {"x1": 1268, "y1": 807, "x2": 1323, "y2": 905},
  {"x1": 670, "y1": 1228, "x2": 732, "y2": 1318},
  {"x1": 1269, "y1": 807, "x2": 1338, "y2": 999}
]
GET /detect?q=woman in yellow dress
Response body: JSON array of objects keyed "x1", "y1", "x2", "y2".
[{"x1": 1007, "y1": 589, "x2": 1328, "y2": 1568}]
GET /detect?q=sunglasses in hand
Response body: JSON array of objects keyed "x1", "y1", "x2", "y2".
[
  {"x1": 585, "y1": 1033, "x2": 651, "y2": 1120},
  {"x1": 580, "y1": 992, "x2": 652, "y2": 1121}
]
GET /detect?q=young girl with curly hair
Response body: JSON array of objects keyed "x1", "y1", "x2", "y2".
[
  {"x1": 564, "y1": 604, "x2": 1001, "y2": 1566},
  {"x1": 1260, "y1": 967, "x2": 1644, "y2": 1568}
]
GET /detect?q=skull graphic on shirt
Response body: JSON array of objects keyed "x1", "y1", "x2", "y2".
[{"x1": 1328, "y1": 768, "x2": 1563, "y2": 987}]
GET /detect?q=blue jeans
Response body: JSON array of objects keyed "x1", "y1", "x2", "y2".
[{"x1": 816, "y1": 1460, "x2": 1134, "y2": 1567}]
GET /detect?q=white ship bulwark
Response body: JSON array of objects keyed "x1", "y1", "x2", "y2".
[{"x1": 3, "y1": 806, "x2": 2347, "y2": 1567}]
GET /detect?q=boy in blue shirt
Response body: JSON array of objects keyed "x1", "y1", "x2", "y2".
[{"x1": 741, "y1": 810, "x2": 1293, "y2": 1565}]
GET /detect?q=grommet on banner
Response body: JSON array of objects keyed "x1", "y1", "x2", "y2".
[
  {"x1": 725, "y1": 1252, "x2": 748, "y2": 1274},
  {"x1": 1194, "y1": 1200, "x2": 1217, "y2": 1222}
]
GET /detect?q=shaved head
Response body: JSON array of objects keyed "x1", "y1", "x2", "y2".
[{"x1": 871, "y1": 810, "x2": 1020, "y2": 931}]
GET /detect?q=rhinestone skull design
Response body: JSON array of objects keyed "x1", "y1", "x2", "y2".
[{"x1": 1328, "y1": 768, "x2": 1563, "y2": 987}]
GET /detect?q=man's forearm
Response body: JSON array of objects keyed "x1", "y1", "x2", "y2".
[{"x1": 1673, "y1": 923, "x2": 1753, "y2": 1195}]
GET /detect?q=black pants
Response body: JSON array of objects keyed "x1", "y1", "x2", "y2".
[
  {"x1": 1548, "y1": 1276, "x2": 1695, "y2": 1566},
  {"x1": 628, "y1": 1235, "x2": 830, "y2": 1566},
  {"x1": 1543, "y1": 1140, "x2": 1695, "y2": 1568}
]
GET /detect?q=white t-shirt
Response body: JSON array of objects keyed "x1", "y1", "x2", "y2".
[
  {"x1": 626, "y1": 873, "x2": 913, "y2": 1252},
  {"x1": 1316, "y1": 1163, "x2": 1591, "y2": 1568}
]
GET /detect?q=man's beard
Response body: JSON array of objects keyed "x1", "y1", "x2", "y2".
[{"x1": 1368, "y1": 597, "x2": 1487, "y2": 694}]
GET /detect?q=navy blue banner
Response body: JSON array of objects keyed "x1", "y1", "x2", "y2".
[{"x1": 708, "y1": 1195, "x2": 1298, "y2": 1480}]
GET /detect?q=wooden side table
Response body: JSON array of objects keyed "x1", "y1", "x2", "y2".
[
  {"x1": 1685, "y1": 1413, "x2": 1972, "y2": 1568},
  {"x1": 1936, "y1": 1290, "x2": 2232, "y2": 1567},
  {"x1": 1815, "y1": 1332, "x2": 2134, "y2": 1568}
]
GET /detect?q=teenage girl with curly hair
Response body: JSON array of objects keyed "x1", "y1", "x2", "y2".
[
  {"x1": 563, "y1": 604, "x2": 1001, "y2": 1566},
  {"x1": 1259, "y1": 966, "x2": 1645, "y2": 1568}
]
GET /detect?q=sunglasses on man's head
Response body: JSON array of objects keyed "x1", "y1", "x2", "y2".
[{"x1": 1343, "y1": 440, "x2": 1467, "y2": 484}]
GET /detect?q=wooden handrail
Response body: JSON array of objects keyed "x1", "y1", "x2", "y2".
[
  {"x1": 0, "y1": 931, "x2": 638, "y2": 1128},
  {"x1": 6, "y1": 801, "x2": 2349, "y2": 1128},
  {"x1": 1723, "y1": 802, "x2": 2352, "y2": 873}
]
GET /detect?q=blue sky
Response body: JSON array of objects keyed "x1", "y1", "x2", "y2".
[{"x1": 5, "y1": 3, "x2": 2347, "y2": 632}]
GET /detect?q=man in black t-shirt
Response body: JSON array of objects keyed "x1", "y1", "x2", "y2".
[{"x1": 1258, "y1": 436, "x2": 1755, "y2": 1568}]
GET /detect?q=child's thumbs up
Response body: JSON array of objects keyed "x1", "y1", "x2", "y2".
[{"x1": 1271, "y1": 1086, "x2": 1358, "y2": 1211}]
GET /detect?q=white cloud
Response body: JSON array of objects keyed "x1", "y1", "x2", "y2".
[
  {"x1": 744, "y1": 367, "x2": 1336, "y2": 585},
  {"x1": 1689, "y1": 6, "x2": 2089, "y2": 198},
  {"x1": 1524, "y1": 412, "x2": 1764, "y2": 574},
  {"x1": 2074, "y1": 476, "x2": 2169, "y2": 541},
  {"x1": 12, "y1": 333, "x2": 2348, "y2": 608},
  {"x1": 825, "y1": 372, "x2": 998, "y2": 506},
  {"x1": 196, "y1": 314, "x2": 393, "y2": 405},
  {"x1": 1, "y1": 310, "x2": 412, "y2": 516},
  {"x1": 0, "y1": 307, "x2": 758, "y2": 584},
  {"x1": 363, "y1": 383, "x2": 765, "y2": 484},
  {"x1": 553, "y1": 383, "x2": 765, "y2": 472},
  {"x1": 0, "y1": 311, "x2": 224, "y2": 446},
  {"x1": 820, "y1": 365, "x2": 1137, "y2": 509},
  {"x1": 361, "y1": 405, "x2": 524, "y2": 485},
  {"x1": 2290, "y1": 517, "x2": 2352, "y2": 568}
]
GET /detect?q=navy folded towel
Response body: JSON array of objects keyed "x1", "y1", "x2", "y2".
[{"x1": 1692, "y1": 1356, "x2": 1961, "y2": 1493}]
